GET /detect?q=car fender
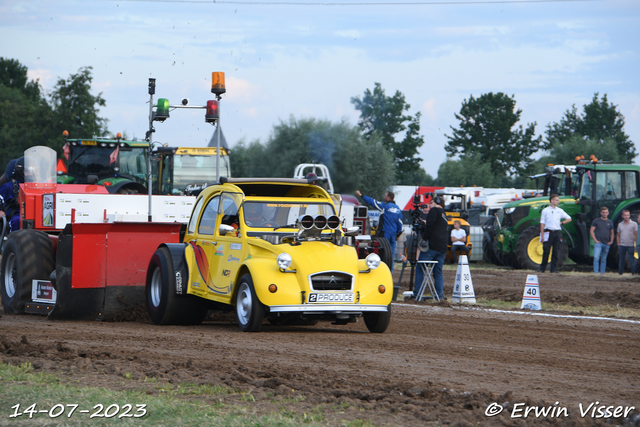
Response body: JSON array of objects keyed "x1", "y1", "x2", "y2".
[
  {"x1": 240, "y1": 258, "x2": 303, "y2": 307},
  {"x1": 355, "y1": 260, "x2": 394, "y2": 305},
  {"x1": 157, "y1": 243, "x2": 190, "y2": 296}
]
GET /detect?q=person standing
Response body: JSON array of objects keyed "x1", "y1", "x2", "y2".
[
  {"x1": 356, "y1": 190, "x2": 403, "y2": 271},
  {"x1": 635, "y1": 213, "x2": 640, "y2": 275},
  {"x1": 413, "y1": 204, "x2": 430, "y2": 293},
  {"x1": 412, "y1": 196, "x2": 448, "y2": 301},
  {"x1": 616, "y1": 209, "x2": 637, "y2": 275},
  {"x1": 538, "y1": 194, "x2": 572, "y2": 273},
  {"x1": 590, "y1": 206, "x2": 614, "y2": 274}
]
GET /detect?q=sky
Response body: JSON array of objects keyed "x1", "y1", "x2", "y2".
[{"x1": 2, "y1": 0, "x2": 639, "y2": 179}]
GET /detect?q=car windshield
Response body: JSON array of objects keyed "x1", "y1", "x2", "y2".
[{"x1": 242, "y1": 201, "x2": 336, "y2": 228}]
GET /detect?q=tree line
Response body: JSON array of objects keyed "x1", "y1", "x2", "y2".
[{"x1": 1, "y1": 57, "x2": 634, "y2": 199}]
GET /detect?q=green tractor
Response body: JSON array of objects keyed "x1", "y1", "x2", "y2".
[
  {"x1": 57, "y1": 131, "x2": 149, "y2": 194},
  {"x1": 490, "y1": 161, "x2": 640, "y2": 270}
]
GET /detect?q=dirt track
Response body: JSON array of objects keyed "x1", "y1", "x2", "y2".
[{"x1": 1, "y1": 266, "x2": 640, "y2": 426}]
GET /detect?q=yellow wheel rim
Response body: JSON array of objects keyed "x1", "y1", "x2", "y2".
[{"x1": 527, "y1": 236, "x2": 551, "y2": 265}]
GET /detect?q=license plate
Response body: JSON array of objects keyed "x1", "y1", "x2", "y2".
[{"x1": 308, "y1": 293, "x2": 354, "y2": 303}]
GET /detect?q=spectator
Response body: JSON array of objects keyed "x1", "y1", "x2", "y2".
[
  {"x1": 616, "y1": 209, "x2": 637, "y2": 275},
  {"x1": 635, "y1": 213, "x2": 640, "y2": 275},
  {"x1": 590, "y1": 206, "x2": 614, "y2": 274},
  {"x1": 449, "y1": 220, "x2": 470, "y2": 265}
]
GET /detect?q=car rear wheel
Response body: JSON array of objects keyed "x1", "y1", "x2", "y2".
[
  {"x1": 235, "y1": 274, "x2": 265, "y2": 332},
  {"x1": 363, "y1": 305, "x2": 391, "y2": 333},
  {"x1": 146, "y1": 247, "x2": 208, "y2": 325}
]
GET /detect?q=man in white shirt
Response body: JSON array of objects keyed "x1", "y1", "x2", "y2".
[
  {"x1": 449, "y1": 220, "x2": 469, "y2": 264},
  {"x1": 538, "y1": 194, "x2": 572, "y2": 273}
]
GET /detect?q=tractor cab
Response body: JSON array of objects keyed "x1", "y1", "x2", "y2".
[{"x1": 58, "y1": 131, "x2": 148, "y2": 194}]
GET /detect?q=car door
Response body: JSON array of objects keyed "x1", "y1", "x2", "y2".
[{"x1": 210, "y1": 192, "x2": 245, "y2": 303}]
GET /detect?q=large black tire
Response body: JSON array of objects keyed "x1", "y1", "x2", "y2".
[
  {"x1": 235, "y1": 274, "x2": 265, "y2": 332},
  {"x1": 146, "y1": 247, "x2": 208, "y2": 325},
  {"x1": 0, "y1": 230, "x2": 55, "y2": 314},
  {"x1": 515, "y1": 226, "x2": 568, "y2": 271},
  {"x1": 363, "y1": 305, "x2": 391, "y2": 333},
  {"x1": 482, "y1": 232, "x2": 503, "y2": 266},
  {"x1": 373, "y1": 236, "x2": 394, "y2": 269}
]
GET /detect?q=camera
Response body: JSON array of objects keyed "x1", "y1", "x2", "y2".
[
  {"x1": 181, "y1": 98, "x2": 189, "y2": 106},
  {"x1": 411, "y1": 194, "x2": 425, "y2": 233}
]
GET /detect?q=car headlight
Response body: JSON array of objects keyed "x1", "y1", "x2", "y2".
[
  {"x1": 276, "y1": 252, "x2": 293, "y2": 269},
  {"x1": 504, "y1": 207, "x2": 516, "y2": 214},
  {"x1": 366, "y1": 253, "x2": 381, "y2": 270}
]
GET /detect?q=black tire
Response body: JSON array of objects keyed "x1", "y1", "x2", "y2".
[
  {"x1": 0, "y1": 230, "x2": 55, "y2": 314},
  {"x1": 235, "y1": 274, "x2": 265, "y2": 332},
  {"x1": 482, "y1": 232, "x2": 503, "y2": 266},
  {"x1": 373, "y1": 236, "x2": 394, "y2": 269},
  {"x1": 146, "y1": 247, "x2": 208, "y2": 325},
  {"x1": 515, "y1": 226, "x2": 568, "y2": 271},
  {"x1": 363, "y1": 305, "x2": 391, "y2": 333}
]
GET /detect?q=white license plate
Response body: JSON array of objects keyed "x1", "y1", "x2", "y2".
[{"x1": 308, "y1": 293, "x2": 354, "y2": 303}]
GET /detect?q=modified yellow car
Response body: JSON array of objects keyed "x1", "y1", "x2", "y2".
[{"x1": 145, "y1": 178, "x2": 392, "y2": 332}]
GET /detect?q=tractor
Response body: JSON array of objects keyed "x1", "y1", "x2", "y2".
[{"x1": 491, "y1": 159, "x2": 640, "y2": 270}]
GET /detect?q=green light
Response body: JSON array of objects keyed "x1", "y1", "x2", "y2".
[{"x1": 154, "y1": 98, "x2": 170, "y2": 121}]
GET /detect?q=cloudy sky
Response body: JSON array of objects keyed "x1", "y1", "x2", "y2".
[{"x1": 2, "y1": 0, "x2": 639, "y2": 178}]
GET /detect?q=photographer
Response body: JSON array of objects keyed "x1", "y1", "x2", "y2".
[
  {"x1": 411, "y1": 196, "x2": 448, "y2": 301},
  {"x1": 412, "y1": 204, "x2": 430, "y2": 290}
]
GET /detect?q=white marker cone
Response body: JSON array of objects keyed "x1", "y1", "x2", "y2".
[
  {"x1": 521, "y1": 274, "x2": 542, "y2": 310},
  {"x1": 452, "y1": 255, "x2": 476, "y2": 304}
]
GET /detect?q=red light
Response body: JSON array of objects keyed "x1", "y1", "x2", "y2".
[
  {"x1": 103, "y1": 182, "x2": 112, "y2": 186},
  {"x1": 205, "y1": 100, "x2": 219, "y2": 123}
]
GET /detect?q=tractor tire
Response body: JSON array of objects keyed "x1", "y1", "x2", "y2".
[
  {"x1": 146, "y1": 247, "x2": 208, "y2": 325},
  {"x1": 515, "y1": 226, "x2": 568, "y2": 271},
  {"x1": 0, "y1": 230, "x2": 55, "y2": 314},
  {"x1": 482, "y1": 232, "x2": 503, "y2": 266},
  {"x1": 235, "y1": 274, "x2": 265, "y2": 332},
  {"x1": 373, "y1": 236, "x2": 394, "y2": 269},
  {"x1": 363, "y1": 305, "x2": 391, "y2": 333}
]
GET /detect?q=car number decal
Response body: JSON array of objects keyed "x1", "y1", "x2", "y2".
[{"x1": 308, "y1": 293, "x2": 354, "y2": 303}]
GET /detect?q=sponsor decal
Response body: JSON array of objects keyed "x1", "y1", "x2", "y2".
[
  {"x1": 308, "y1": 293, "x2": 354, "y2": 303},
  {"x1": 222, "y1": 269, "x2": 231, "y2": 277},
  {"x1": 228, "y1": 255, "x2": 240, "y2": 263},
  {"x1": 189, "y1": 242, "x2": 210, "y2": 284},
  {"x1": 175, "y1": 271, "x2": 183, "y2": 293},
  {"x1": 215, "y1": 245, "x2": 225, "y2": 256},
  {"x1": 230, "y1": 243, "x2": 242, "y2": 251}
]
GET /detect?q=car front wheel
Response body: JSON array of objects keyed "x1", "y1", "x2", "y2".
[{"x1": 235, "y1": 274, "x2": 265, "y2": 332}]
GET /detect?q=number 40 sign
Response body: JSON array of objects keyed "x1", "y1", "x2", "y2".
[{"x1": 521, "y1": 274, "x2": 542, "y2": 310}]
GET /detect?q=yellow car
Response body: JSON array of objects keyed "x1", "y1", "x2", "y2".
[{"x1": 145, "y1": 178, "x2": 393, "y2": 332}]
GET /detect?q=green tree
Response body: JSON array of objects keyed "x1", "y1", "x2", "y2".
[
  {"x1": 229, "y1": 138, "x2": 268, "y2": 178},
  {"x1": 445, "y1": 92, "x2": 542, "y2": 178},
  {"x1": 229, "y1": 116, "x2": 394, "y2": 199},
  {"x1": 0, "y1": 57, "x2": 42, "y2": 101},
  {"x1": 351, "y1": 83, "x2": 425, "y2": 184},
  {"x1": 541, "y1": 135, "x2": 627, "y2": 165},
  {"x1": 435, "y1": 155, "x2": 500, "y2": 187},
  {"x1": 545, "y1": 93, "x2": 635, "y2": 162},
  {"x1": 50, "y1": 66, "x2": 108, "y2": 140},
  {"x1": 0, "y1": 58, "x2": 54, "y2": 168}
]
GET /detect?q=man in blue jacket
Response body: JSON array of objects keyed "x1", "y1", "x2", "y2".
[
  {"x1": 0, "y1": 157, "x2": 25, "y2": 232},
  {"x1": 356, "y1": 190, "x2": 403, "y2": 271}
]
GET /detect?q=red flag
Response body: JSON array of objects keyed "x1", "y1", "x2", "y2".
[{"x1": 109, "y1": 146, "x2": 119, "y2": 165}]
